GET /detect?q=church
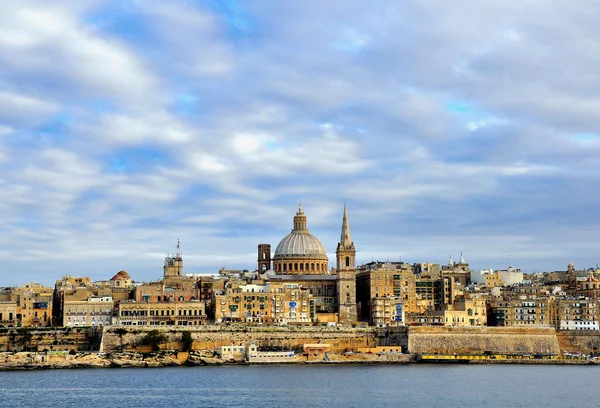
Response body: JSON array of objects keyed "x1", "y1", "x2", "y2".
[{"x1": 258, "y1": 204, "x2": 358, "y2": 324}]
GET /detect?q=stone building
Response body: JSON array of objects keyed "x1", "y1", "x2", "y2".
[
  {"x1": 553, "y1": 298, "x2": 599, "y2": 330},
  {"x1": 112, "y1": 241, "x2": 207, "y2": 327},
  {"x1": 63, "y1": 296, "x2": 114, "y2": 327},
  {"x1": 11, "y1": 283, "x2": 53, "y2": 327},
  {"x1": 116, "y1": 299, "x2": 206, "y2": 326},
  {"x1": 443, "y1": 295, "x2": 487, "y2": 327},
  {"x1": 259, "y1": 204, "x2": 358, "y2": 324},
  {"x1": 356, "y1": 262, "x2": 416, "y2": 326},
  {"x1": 214, "y1": 282, "x2": 314, "y2": 325},
  {"x1": 490, "y1": 296, "x2": 550, "y2": 327}
]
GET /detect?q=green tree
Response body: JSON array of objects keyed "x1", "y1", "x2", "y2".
[{"x1": 141, "y1": 330, "x2": 167, "y2": 352}]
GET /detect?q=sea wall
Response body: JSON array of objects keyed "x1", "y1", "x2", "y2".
[
  {"x1": 100, "y1": 326, "x2": 390, "y2": 354},
  {"x1": 408, "y1": 326, "x2": 561, "y2": 355},
  {"x1": 0, "y1": 327, "x2": 101, "y2": 352},
  {"x1": 556, "y1": 330, "x2": 600, "y2": 354}
]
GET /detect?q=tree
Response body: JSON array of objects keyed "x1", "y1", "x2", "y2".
[
  {"x1": 141, "y1": 330, "x2": 167, "y2": 352},
  {"x1": 115, "y1": 327, "x2": 128, "y2": 352},
  {"x1": 181, "y1": 331, "x2": 194, "y2": 352}
]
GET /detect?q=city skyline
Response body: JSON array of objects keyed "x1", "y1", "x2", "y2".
[{"x1": 2, "y1": 1, "x2": 600, "y2": 284}]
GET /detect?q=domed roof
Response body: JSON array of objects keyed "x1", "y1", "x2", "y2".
[
  {"x1": 273, "y1": 204, "x2": 328, "y2": 260},
  {"x1": 274, "y1": 231, "x2": 327, "y2": 259},
  {"x1": 111, "y1": 270, "x2": 131, "y2": 280}
]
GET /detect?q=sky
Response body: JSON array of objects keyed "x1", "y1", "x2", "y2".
[{"x1": 2, "y1": 0, "x2": 600, "y2": 286}]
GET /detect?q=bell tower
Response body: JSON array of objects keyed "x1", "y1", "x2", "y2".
[
  {"x1": 257, "y1": 244, "x2": 271, "y2": 272},
  {"x1": 164, "y1": 239, "x2": 183, "y2": 277},
  {"x1": 336, "y1": 204, "x2": 357, "y2": 323}
]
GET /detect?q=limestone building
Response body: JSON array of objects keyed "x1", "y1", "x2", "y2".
[{"x1": 259, "y1": 204, "x2": 358, "y2": 324}]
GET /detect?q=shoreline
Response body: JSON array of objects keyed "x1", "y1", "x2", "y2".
[{"x1": 0, "y1": 351, "x2": 595, "y2": 371}]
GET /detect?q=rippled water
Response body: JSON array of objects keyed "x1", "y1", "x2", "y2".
[{"x1": 0, "y1": 365, "x2": 595, "y2": 407}]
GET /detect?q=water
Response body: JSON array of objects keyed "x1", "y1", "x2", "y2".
[{"x1": 0, "y1": 365, "x2": 595, "y2": 407}]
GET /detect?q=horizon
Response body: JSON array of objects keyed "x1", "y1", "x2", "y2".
[{"x1": 2, "y1": 1, "x2": 600, "y2": 286}]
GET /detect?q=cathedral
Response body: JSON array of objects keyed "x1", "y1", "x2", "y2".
[{"x1": 258, "y1": 204, "x2": 357, "y2": 324}]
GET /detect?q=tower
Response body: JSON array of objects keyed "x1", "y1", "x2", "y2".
[
  {"x1": 164, "y1": 239, "x2": 183, "y2": 277},
  {"x1": 336, "y1": 204, "x2": 357, "y2": 323},
  {"x1": 257, "y1": 244, "x2": 271, "y2": 272}
]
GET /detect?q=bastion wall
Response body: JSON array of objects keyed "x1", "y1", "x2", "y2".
[
  {"x1": 100, "y1": 326, "x2": 396, "y2": 353},
  {"x1": 408, "y1": 326, "x2": 561, "y2": 355}
]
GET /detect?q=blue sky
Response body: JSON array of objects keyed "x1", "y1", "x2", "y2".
[{"x1": 2, "y1": 0, "x2": 600, "y2": 285}]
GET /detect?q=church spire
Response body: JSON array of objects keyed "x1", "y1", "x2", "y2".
[{"x1": 340, "y1": 203, "x2": 352, "y2": 245}]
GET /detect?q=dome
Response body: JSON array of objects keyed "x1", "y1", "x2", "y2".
[
  {"x1": 274, "y1": 230, "x2": 327, "y2": 259},
  {"x1": 111, "y1": 270, "x2": 130, "y2": 280}
]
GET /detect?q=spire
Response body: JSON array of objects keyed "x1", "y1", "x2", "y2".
[
  {"x1": 340, "y1": 203, "x2": 352, "y2": 245},
  {"x1": 448, "y1": 254, "x2": 453, "y2": 266},
  {"x1": 176, "y1": 238, "x2": 182, "y2": 258},
  {"x1": 459, "y1": 252, "x2": 466, "y2": 265}
]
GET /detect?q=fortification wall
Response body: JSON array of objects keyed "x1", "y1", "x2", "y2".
[
  {"x1": 556, "y1": 330, "x2": 600, "y2": 354},
  {"x1": 408, "y1": 326, "x2": 560, "y2": 355},
  {"x1": 100, "y1": 326, "x2": 384, "y2": 353}
]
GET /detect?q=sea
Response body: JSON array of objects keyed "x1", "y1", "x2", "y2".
[{"x1": 0, "y1": 365, "x2": 594, "y2": 408}]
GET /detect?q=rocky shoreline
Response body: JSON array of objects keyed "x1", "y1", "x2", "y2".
[{"x1": 0, "y1": 350, "x2": 595, "y2": 370}]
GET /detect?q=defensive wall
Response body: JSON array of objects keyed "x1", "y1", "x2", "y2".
[
  {"x1": 408, "y1": 326, "x2": 561, "y2": 355},
  {"x1": 100, "y1": 325, "x2": 394, "y2": 354},
  {"x1": 2, "y1": 326, "x2": 600, "y2": 357}
]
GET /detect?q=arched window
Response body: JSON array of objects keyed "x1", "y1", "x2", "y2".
[
  {"x1": 300, "y1": 263, "x2": 304, "y2": 271},
  {"x1": 283, "y1": 263, "x2": 287, "y2": 272},
  {"x1": 294, "y1": 263, "x2": 298, "y2": 271},
  {"x1": 311, "y1": 263, "x2": 315, "y2": 271},
  {"x1": 345, "y1": 256, "x2": 350, "y2": 267}
]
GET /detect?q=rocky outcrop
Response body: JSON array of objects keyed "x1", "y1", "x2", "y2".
[{"x1": 0, "y1": 351, "x2": 189, "y2": 370}]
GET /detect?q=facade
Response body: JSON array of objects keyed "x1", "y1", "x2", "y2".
[
  {"x1": 490, "y1": 296, "x2": 550, "y2": 326},
  {"x1": 356, "y1": 262, "x2": 416, "y2": 326},
  {"x1": 443, "y1": 295, "x2": 487, "y2": 327},
  {"x1": 214, "y1": 282, "x2": 314, "y2": 325},
  {"x1": 116, "y1": 299, "x2": 206, "y2": 326},
  {"x1": 10, "y1": 283, "x2": 53, "y2": 327},
  {"x1": 554, "y1": 298, "x2": 599, "y2": 330},
  {"x1": 64, "y1": 296, "x2": 114, "y2": 327}
]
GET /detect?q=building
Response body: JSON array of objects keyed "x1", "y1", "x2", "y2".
[
  {"x1": 116, "y1": 299, "x2": 206, "y2": 326},
  {"x1": 356, "y1": 262, "x2": 415, "y2": 326},
  {"x1": 443, "y1": 295, "x2": 487, "y2": 327},
  {"x1": 554, "y1": 298, "x2": 599, "y2": 330},
  {"x1": 214, "y1": 282, "x2": 314, "y2": 325},
  {"x1": 260, "y1": 204, "x2": 358, "y2": 324},
  {"x1": 64, "y1": 296, "x2": 114, "y2": 327}
]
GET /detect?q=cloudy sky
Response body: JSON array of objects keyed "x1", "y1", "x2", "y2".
[{"x1": 2, "y1": 0, "x2": 600, "y2": 285}]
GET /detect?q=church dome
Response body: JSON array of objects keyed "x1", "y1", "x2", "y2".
[
  {"x1": 274, "y1": 230, "x2": 327, "y2": 258},
  {"x1": 273, "y1": 204, "x2": 328, "y2": 260}
]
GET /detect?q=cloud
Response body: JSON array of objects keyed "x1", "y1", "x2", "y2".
[{"x1": 2, "y1": 0, "x2": 600, "y2": 284}]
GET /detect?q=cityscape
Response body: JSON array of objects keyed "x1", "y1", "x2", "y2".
[
  {"x1": 2, "y1": 204, "x2": 598, "y2": 334},
  {"x1": 2, "y1": 0, "x2": 600, "y2": 405}
]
